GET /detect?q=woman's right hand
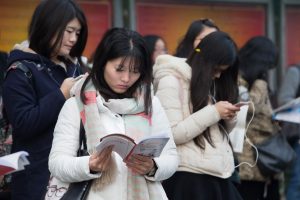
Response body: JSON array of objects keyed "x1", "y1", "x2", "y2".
[
  {"x1": 60, "y1": 77, "x2": 76, "y2": 99},
  {"x1": 89, "y1": 146, "x2": 113, "y2": 173},
  {"x1": 214, "y1": 101, "x2": 240, "y2": 120}
]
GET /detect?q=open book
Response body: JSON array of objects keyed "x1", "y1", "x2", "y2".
[
  {"x1": 273, "y1": 97, "x2": 300, "y2": 123},
  {"x1": 0, "y1": 151, "x2": 30, "y2": 176},
  {"x1": 95, "y1": 133, "x2": 170, "y2": 160}
]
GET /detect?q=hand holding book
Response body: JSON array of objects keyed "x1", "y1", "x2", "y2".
[
  {"x1": 124, "y1": 153, "x2": 157, "y2": 176},
  {"x1": 0, "y1": 151, "x2": 30, "y2": 176},
  {"x1": 95, "y1": 133, "x2": 170, "y2": 160}
]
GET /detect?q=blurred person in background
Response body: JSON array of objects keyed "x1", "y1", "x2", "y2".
[
  {"x1": 2, "y1": 0, "x2": 88, "y2": 199},
  {"x1": 278, "y1": 61, "x2": 300, "y2": 200},
  {"x1": 144, "y1": 34, "x2": 168, "y2": 66},
  {"x1": 174, "y1": 19, "x2": 219, "y2": 58},
  {"x1": 236, "y1": 36, "x2": 281, "y2": 200}
]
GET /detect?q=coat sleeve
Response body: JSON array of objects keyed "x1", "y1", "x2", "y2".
[
  {"x1": 278, "y1": 66, "x2": 300, "y2": 105},
  {"x1": 48, "y1": 98, "x2": 100, "y2": 182},
  {"x1": 145, "y1": 97, "x2": 178, "y2": 182},
  {"x1": 155, "y1": 75, "x2": 220, "y2": 145},
  {"x1": 2, "y1": 68, "x2": 66, "y2": 141}
]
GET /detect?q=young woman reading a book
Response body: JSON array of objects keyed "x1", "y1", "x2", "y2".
[{"x1": 48, "y1": 27, "x2": 178, "y2": 199}]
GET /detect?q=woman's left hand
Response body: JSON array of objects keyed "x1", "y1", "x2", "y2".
[{"x1": 124, "y1": 154, "x2": 155, "y2": 175}]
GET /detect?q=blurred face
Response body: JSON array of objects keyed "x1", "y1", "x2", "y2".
[
  {"x1": 55, "y1": 18, "x2": 81, "y2": 57},
  {"x1": 213, "y1": 65, "x2": 229, "y2": 79},
  {"x1": 193, "y1": 26, "x2": 218, "y2": 48},
  {"x1": 152, "y1": 39, "x2": 167, "y2": 63},
  {"x1": 104, "y1": 57, "x2": 141, "y2": 94}
]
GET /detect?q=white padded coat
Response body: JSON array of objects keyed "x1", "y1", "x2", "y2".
[
  {"x1": 48, "y1": 96, "x2": 178, "y2": 200},
  {"x1": 153, "y1": 54, "x2": 236, "y2": 179}
]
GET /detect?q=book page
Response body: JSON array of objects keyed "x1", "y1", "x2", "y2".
[
  {"x1": 95, "y1": 134, "x2": 136, "y2": 159},
  {"x1": 273, "y1": 97, "x2": 300, "y2": 113},
  {"x1": 132, "y1": 133, "x2": 170, "y2": 157},
  {"x1": 0, "y1": 151, "x2": 29, "y2": 176},
  {"x1": 273, "y1": 108, "x2": 300, "y2": 124}
]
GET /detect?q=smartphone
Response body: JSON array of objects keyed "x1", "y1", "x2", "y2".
[{"x1": 234, "y1": 101, "x2": 249, "y2": 107}]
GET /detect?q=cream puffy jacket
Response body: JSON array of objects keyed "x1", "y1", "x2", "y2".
[{"x1": 153, "y1": 54, "x2": 236, "y2": 178}]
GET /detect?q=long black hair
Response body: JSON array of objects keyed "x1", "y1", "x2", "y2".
[
  {"x1": 186, "y1": 31, "x2": 239, "y2": 149},
  {"x1": 29, "y1": 0, "x2": 88, "y2": 59},
  {"x1": 80, "y1": 28, "x2": 153, "y2": 115}
]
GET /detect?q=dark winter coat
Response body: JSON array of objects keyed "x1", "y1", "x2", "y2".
[{"x1": 2, "y1": 49, "x2": 82, "y2": 200}]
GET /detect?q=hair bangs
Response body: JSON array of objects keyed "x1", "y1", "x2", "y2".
[
  {"x1": 120, "y1": 46, "x2": 145, "y2": 75},
  {"x1": 118, "y1": 56, "x2": 139, "y2": 73}
]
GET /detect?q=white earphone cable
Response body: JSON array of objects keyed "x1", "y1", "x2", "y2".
[
  {"x1": 234, "y1": 101, "x2": 258, "y2": 168},
  {"x1": 218, "y1": 101, "x2": 258, "y2": 168}
]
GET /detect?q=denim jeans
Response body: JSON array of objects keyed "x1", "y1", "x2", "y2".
[{"x1": 286, "y1": 141, "x2": 300, "y2": 200}]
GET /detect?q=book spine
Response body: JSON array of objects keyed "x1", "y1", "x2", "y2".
[{"x1": 124, "y1": 145, "x2": 136, "y2": 161}]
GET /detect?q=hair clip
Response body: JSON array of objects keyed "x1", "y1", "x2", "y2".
[{"x1": 195, "y1": 48, "x2": 201, "y2": 53}]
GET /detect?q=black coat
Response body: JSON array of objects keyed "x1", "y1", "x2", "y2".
[{"x1": 2, "y1": 50, "x2": 82, "y2": 200}]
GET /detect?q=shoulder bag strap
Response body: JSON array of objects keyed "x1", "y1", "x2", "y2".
[{"x1": 78, "y1": 120, "x2": 87, "y2": 156}]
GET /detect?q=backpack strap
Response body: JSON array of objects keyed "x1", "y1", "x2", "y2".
[
  {"x1": 6, "y1": 61, "x2": 33, "y2": 86},
  {"x1": 78, "y1": 120, "x2": 87, "y2": 156}
]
